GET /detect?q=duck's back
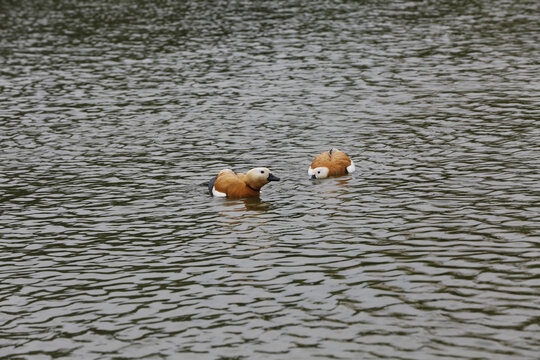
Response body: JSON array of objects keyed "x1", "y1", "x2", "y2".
[
  {"x1": 213, "y1": 170, "x2": 259, "y2": 197},
  {"x1": 328, "y1": 150, "x2": 352, "y2": 175}
]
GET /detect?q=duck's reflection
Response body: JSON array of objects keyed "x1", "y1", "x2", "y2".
[
  {"x1": 310, "y1": 175, "x2": 352, "y2": 196},
  {"x1": 242, "y1": 197, "x2": 273, "y2": 211},
  {"x1": 215, "y1": 197, "x2": 273, "y2": 226}
]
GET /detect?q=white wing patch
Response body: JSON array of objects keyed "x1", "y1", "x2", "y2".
[
  {"x1": 212, "y1": 186, "x2": 227, "y2": 197},
  {"x1": 347, "y1": 160, "x2": 355, "y2": 174}
]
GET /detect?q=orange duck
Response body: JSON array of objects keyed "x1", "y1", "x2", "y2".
[
  {"x1": 308, "y1": 148, "x2": 355, "y2": 179},
  {"x1": 208, "y1": 168, "x2": 280, "y2": 198}
]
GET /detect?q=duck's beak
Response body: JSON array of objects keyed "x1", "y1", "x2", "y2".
[
  {"x1": 311, "y1": 175, "x2": 317, "y2": 180},
  {"x1": 267, "y1": 173, "x2": 280, "y2": 181}
]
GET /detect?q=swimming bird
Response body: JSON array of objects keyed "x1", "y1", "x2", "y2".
[
  {"x1": 308, "y1": 148, "x2": 355, "y2": 179},
  {"x1": 208, "y1": 168, "x2": 280, "y2": 198}
]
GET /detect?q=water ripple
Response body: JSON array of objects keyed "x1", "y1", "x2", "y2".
[{"x1": 1, "y1": 0, "x2": 539, "y2": 359}]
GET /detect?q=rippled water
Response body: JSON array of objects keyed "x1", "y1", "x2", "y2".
[{"x1": 1, "y1": 0, "x2": 539, "y2": 359}]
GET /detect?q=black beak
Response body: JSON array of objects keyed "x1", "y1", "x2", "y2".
[
  {"x1": 267, "y1": 173, "x2": 280, "y2": 181},
  {"x1": 311, "y1": 175, "x2": 317, "y2": 180}
]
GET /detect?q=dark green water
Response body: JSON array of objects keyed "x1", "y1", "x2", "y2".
[{"x1": 1, "y1": 1, "x2": 539, "y2": 359}]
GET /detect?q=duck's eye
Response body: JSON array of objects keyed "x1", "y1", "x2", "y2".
[
  {"x1": 317, "y1": 171, "x2": 321, "y2": 174},
  {"x1": 260, "y1": 170, "x2": 265, "y2": 174}
]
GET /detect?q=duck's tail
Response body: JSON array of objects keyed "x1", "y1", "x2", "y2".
[{"x1": 206, "y1": 176, "x2": 217, "y2": 196}]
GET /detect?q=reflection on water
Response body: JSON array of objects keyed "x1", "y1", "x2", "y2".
[
  {"x1": 217, "y1": 197, "x2": 273, "y2": 222},
  {"x1": 1, "y1": 0, "x2": 539, "y2": 359},
  {"x1": 311, "y1": 176, "x2": 352, "y2": 196}
]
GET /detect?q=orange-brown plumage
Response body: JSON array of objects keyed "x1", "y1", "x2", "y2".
[
  {"x1": 309, "y1": 148, "x2": 355, "y2": 179},
  {"x1": 209, "y1": 168, "x2": 279, "y2": 198}
]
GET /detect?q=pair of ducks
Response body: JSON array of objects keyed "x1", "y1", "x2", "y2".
[{"x1": 208, "y1": 148, "x2": 355, "y2": 198}]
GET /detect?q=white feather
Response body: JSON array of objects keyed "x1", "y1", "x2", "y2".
[
  {"x1": 212, "y1": 186, "x2": 227, "y2": 197},
  {"x1": 347, "y1": 160, "x2": 355, "y2": 174}
]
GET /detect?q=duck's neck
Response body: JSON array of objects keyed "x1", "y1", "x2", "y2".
[
  {"x1": 246, "y1": 183, "x2": 260, "y2": 192},
  {"x1": 244, "y1": 175, "x2": 264, "y2": 192}
]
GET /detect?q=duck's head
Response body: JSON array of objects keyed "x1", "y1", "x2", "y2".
[
  {"x1": 246, "y1": 167, "x2": 280, "y2": 189},
  {"x1": 308, "y1": 166, "x2": 329, "y2": 179}
]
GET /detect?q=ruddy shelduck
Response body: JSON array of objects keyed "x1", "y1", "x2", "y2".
[
  {"x1": 308, "y1": 148, "x2": 355, "y2": 179},
  {"x1": 208, "y1": 167, "x2": 280, "y2": 198}
]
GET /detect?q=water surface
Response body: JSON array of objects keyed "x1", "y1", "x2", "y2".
[{"x1": 1, "y1": 0, "x2": 539, "y2": 359}]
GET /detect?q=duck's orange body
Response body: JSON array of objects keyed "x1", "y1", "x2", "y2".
[
  {"x1": 209, "y1": 168, "x2": 279, "y2": 198},
  {"x1": 309, "y1": 148, "x2": 355, "y2": 179}
]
